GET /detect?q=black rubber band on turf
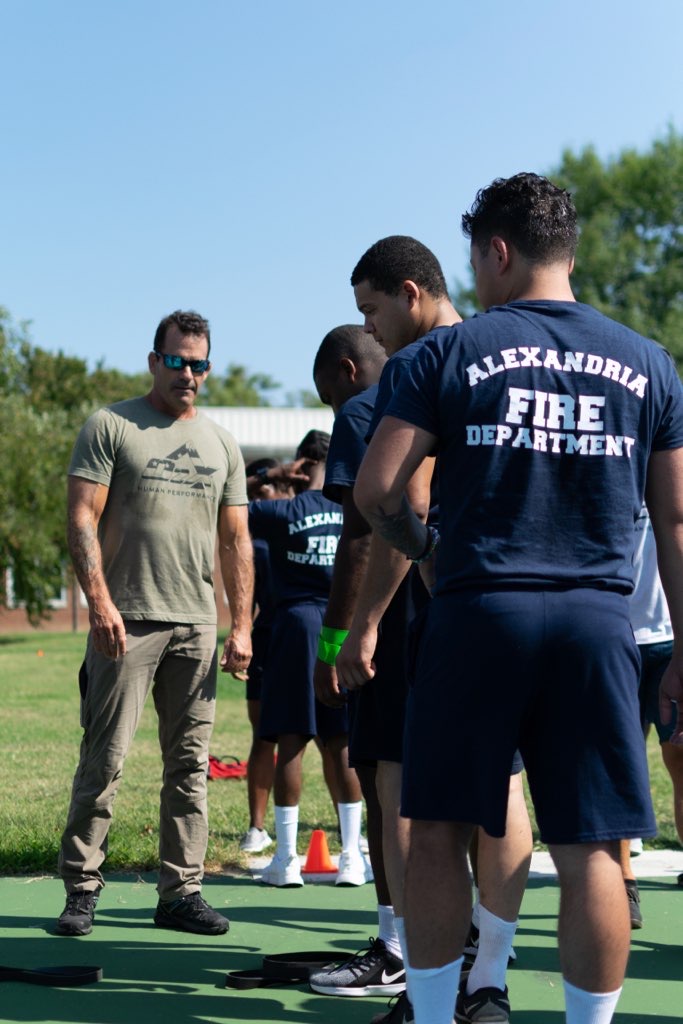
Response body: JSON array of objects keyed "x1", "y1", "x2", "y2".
[
  {"x1": 224, "y1": 969, "x2": 294, "y2": 990},
  {"x1": 0, "y1": 964, "x2": 103, "y2": 987},
  {"x1": 262, "y1": 951, "x2": 348, "y2": 981}
]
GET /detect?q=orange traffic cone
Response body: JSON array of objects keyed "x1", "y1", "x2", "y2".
[{"x1": 301, "y1": 829, "x2": 337, "y2": 874}]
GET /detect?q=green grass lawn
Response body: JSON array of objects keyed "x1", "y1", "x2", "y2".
[
  {"x1": 0, "y1": 630, "x2": 680, "y2": 876},
  {"x1": 0, "y1": 631, "x2": 343, "y2": 875}
]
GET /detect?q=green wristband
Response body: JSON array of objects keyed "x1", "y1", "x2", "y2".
[
  {"x1": 317, "y1": 637, "x2": 342, "y2": 666},
  {"x1": 320, "y1": 625, "x2": 350, "y2": 646}
]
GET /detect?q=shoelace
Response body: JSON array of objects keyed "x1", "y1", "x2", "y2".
[
  {"x1": 169, "y1": 893, "x2": 209, "y2": 913},
  {"x1": 338, "y1": 937, "x2": 383, "y2": 978},
  {"x1": 64, "y1": 891, "x2": 97, "y2": 913}
]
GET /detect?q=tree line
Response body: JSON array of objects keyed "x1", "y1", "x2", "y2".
[{"x1": 2, "y1": 130, "x2": 682, "y2": 622}]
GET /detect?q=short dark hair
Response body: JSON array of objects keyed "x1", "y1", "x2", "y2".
[
  {"x1": 461, "y1": 173, "x2": 578, "y2": 264},
  {"x1": 350, "y1": 236, "x2": 448, "y2": 298},
  {"x1": 312, "y1": 324, "x2": 386, "y2": 379},
  {"x1": 153, "y1": 310, "x2": 211, "y2": 356},
  {"x1": 296, "y1": 429, "x2": 330, "y2": 463}
]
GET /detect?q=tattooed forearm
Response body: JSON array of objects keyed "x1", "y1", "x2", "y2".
[
  {"x1": 67, "y1": 517, "x2": 106, "y2": 598},
  {"x1": 363, "y1": 493, "x2": 429, "y2": 559}
]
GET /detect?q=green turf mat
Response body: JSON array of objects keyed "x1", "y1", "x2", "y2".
[{"x1": 0, "y1": 873, "x2": 680, "y2": 1023}]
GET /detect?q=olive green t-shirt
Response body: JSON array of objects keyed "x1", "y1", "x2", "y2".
[{"x1": 69, "y1": 397, "x2": 247, "y2": 624}]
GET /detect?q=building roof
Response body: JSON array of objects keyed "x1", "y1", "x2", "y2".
[{"x1": 201, "y1": 406, "x2": 334, "y2": 460}]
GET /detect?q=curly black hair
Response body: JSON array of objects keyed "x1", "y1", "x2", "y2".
[{"x1": 462, "y1": 173, "x2": 577, "y2": 264}]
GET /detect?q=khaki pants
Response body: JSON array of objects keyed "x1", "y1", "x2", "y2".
[{"x1": 59, "y1": 622, "x2": 217, "y2": 900}]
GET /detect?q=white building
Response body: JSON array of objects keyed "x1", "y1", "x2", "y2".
[{"x1": 202, "y1": 406, "x2": 334, "y2": 461}]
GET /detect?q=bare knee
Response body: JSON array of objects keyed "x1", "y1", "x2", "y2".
[{"x1": 550, "y1": 840, "x2": 621, "y2": 885}]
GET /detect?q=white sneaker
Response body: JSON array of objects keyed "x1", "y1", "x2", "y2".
[
  {"x1": 335, "y1": 850, "x2": 369, "y2": 887},
  {"x1": 260, "y1": 854, "x2": 303, "y2": 887},
  {"x1": 239, "y1": 827, "x2": 273, "y2": 853},
  {"x1": 363, "y1": 852, "x2": 374, "y2": 883},
  {"x1": 630, "y1": 837, "x2": 644, "y2": 856}
]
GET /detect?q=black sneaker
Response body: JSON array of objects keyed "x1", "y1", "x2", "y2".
[
  {"x1": 371, "y1": 991, "x2": 414, "y2": 1023},
  {"x1": 677, "y1": 871, "x2": 683, "y2": 887},
  {"x1": 462, "y1": 922, "x2": 516, "y2": 976},
  {"x1": 625, "y1": 879, "x2": 643, "y2": 929},
  {"x1": 154, "y1": 892, "x2": 229, "y2": 935},
  {"x1": 309, "y1": 937, "x2": 405, "y2": 996},
  {"x1": 455, "y1": 983, "x2": 510, "y2": 1023},
  {"x1": 55, "y1": 888, "x2": 101, "y2": 936}
]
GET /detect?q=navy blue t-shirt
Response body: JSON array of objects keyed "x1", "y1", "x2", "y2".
[
  {"x1": 386, "y1": 300, "x2": 683, "y2": 594},
  {"x1": 367, "y1": 329, "x2": 453, "y2": 441},
  {"x1": 368, "y1": 331, "x2": 449, "y2": 519},
  {"x1": 249, "y1": 490, "x2": 343, "y2": 604},
  {"x1": 252, "y1": 537, "x2": 276, "y2": 629},
  {"x1": 324, "y1": 384, "x2": 378, "y2": 504}
]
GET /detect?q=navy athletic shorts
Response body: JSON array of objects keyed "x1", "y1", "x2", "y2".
[
  {"x1": 401, "y1": 587, "x2": 656, "y2": 844},
  {"x1": 638, "y1": 640, "x2": 675, "y2": 743},
  {"x1": 246, "y1": 622, "x2": 271, "y2": 702},
  {"x1": 259, "y1": 600, "x2": 349, "y2": 743},
  {"x1": 348, "y1": 567, "x2": 429, "y2": 766}
]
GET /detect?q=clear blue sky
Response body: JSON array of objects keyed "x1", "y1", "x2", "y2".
[{"x1": 2, "y1": 0, "x2": 682, "y2": 403}]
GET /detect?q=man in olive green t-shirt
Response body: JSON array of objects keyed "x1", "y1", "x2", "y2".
[{"x1": 55, "y1": 310, "x2": 254, "y2": 938}]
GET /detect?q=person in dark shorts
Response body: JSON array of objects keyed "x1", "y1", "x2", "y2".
[
  {"x1": 309, "y1": 325, "x2": 409, "y2": 1002},
  {"x1": 238, "y1": 459, "x2": 293, "y2": 855},
  {"x1": 249, "y1": 430, "x2": 365, "y2": 887},
  {"x1": 352, "y1": 173, "x2": 683, "y2": 1024},
  {"x1": 335, "y1": 237, "x2": 532, "y2": 1023},
  {"x1": 619, "y1": 503, "x2": 683, "y2": 924}
]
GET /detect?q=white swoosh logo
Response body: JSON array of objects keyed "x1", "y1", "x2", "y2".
[{"x1": 381, "y1": 968, "x2": 405, "y2": 984}]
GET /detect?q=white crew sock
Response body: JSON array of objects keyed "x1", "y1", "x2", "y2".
[
  {"x1": 273, "y1": 805, "x2": 298, "y2": 860},
  {"x1": 564, "y1": 978, "x2": 622, "y2": 1024},
  {"x1": 408, "y1": 956, "x2": 463, "y2": 1024},
  {"x1": 338, "y1": 800, "x2": 362, "y2": 855},
  {"x1": 466, "y1": 904, "x2": 517, "y2": 994},
  {"x1": 378, "y1": 904, "x2": 401, "y2": 960}
]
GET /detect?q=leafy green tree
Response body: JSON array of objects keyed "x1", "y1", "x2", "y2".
[
  {"x1": 88, "y1": 362, "x2": 151, "y2": 405},
  {"x1": 284, "y1": 388, "x2": 325, "y2": 408},
  {"x1": 0, "y1": 397, "x2": 74, "y2": 623},
  {"x1": 0, "y1": 311, "x2": 79, "y2": 622},
  {"x1": 199, "y1": 363, "x2": 280, "y2": 406},
  {"x1": 452, "y1": 129, "x2": 683, "y2": 372},
  {"x1": 552, "y1": 128, "x2": 683, "y2": 370}
]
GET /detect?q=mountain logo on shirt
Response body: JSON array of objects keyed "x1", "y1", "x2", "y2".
[{"x1": 141, "y1": 443, "x2": 218, "y2": 491}]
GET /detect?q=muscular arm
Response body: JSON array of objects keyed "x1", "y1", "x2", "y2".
[
  {"x1": 218, "y1": 503, "x2": 254, "y2": 674},
  {"x1": 313, "y1": 488, "x2": 372, "y2": 706},
  {"x1": 354, "y1": 417, "x2": 438, "y2": 558},
  {"x1": 67, "y1": 475, "x2": 127, "y2": 659},
  {"x1": 335, "y1": 420, "x2": 436, "y2": 691},
  {"x1": 646, "y1": 446, "x2": 683, "y2": 743}
]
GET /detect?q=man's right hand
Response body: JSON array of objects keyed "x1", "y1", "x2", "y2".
[
  {"x1": 314, "y1": 659, "x2": 347, "y2": 708},
  {"x1": 89, "y1": 601, "x2": 127, "y2": 660},
  {"x1": 335, "y1": 624, "x2": 378, "y2": 692}
]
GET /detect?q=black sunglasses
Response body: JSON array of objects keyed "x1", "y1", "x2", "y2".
[{"x1": 155, "y1": 352, "x2": 210, "y2": 374}]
